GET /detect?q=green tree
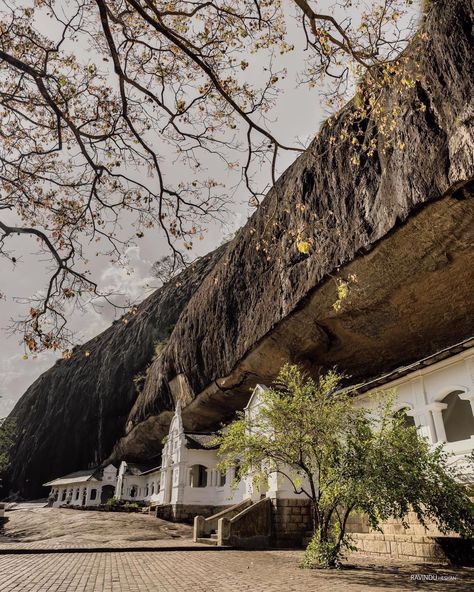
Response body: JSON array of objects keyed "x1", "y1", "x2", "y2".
[
  {"x1": 0, "y1": 417, "x2": 17, "y2": 475},
  {"x1": 214, "y1": 365, "x2": 474, "y2": 568}
]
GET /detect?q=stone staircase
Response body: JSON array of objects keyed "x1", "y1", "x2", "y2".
[
  {"x1": 193, "y1": 499, "x2": 252, "y2": 546},
  {"x1": 194, "y1": 498, "x2": 272, "y2": 548},
  {"x1": 195, "y1": 530, "x2": 219, "y2": 546}
]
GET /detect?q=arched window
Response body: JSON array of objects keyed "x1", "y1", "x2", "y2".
[
  {"x1": 151, "y1": 482, "x2": 155, "y2": 495},
  {"x1": 130, "y1": 485, "x2": 137, "y2": 498},
  {"x1": 61, "y1": 489, "x2": 67, "y2": 501},
  {"x1": 218, "y1": 471, "x2": 226, "y2": 487},
  {"x1": 189, "y1": 465, "x2": 207, "y2": 488},
  {"x1": 394, "y1": 407, "x2": 416, "y2": 429},
  {"x1": 441, "y1": 391, "x2": 474, "y2": 443},
  {"x1": 145, "y1": 484, "x2": 149, "y2": 497},
  {"x1": 234, "y1": 462, "x2": 242, "y2": 481},
  {"x1": 90, "y1": 489, "x2": 97, "y2": 500}
]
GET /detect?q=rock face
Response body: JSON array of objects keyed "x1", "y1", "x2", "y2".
[
  {"x1": 6, "y1": 248, "x2": 225, "y2": 498},
  {"x1": 7, "y1": 0, "x2": 474, "y2": 498}
]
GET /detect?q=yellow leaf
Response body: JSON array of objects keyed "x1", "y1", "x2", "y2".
[{"x1": 296, "y1": 240, "x2": 310, "y2": 255}]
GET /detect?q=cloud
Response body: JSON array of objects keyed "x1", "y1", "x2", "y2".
[
  {"x1": 0, "y1": 351, "x2": 58, "y2": 417},
  {"x1": 100, "y1": 244, "x2": 156, "y2": 304}
]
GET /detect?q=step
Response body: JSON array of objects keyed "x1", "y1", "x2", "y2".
[{"x1": 196, "y1": 537, "x2": 219, "y2": 546}]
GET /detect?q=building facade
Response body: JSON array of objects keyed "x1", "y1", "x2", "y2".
[
  {"x1": 44, "y1": 464, "x2": 118, "y2": 508},
  {"x1": 44, "y1": 341, "x2": 474, "y2": 515}
]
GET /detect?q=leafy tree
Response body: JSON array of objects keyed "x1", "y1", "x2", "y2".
[
  {"x1": 0, "y1": 0, "x2": 425, "y2": 352},
  {"x1": 215, "y1": 365, "x2": 474, "y2": 568},
  {"x1": 0, "y1": 417, "x2": 17, "y2": 475}
]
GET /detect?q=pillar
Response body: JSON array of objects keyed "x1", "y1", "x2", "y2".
[{"x1": 429, "y1": 403, "x2": 448, "y2": 443}]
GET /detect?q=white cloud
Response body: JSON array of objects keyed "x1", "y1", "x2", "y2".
[
  {"x1": 100, "y1": 244, "x2": 156, "y2": 305},
  {"x1": 0, "y1": 351, "x2": 58, "y2": 417}
]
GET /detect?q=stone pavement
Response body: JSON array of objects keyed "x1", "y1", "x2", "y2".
[
  {"x1": 0, "y1": 550, "x2": 472, "y2": 592},
  {"x1": 0, "y1": 508, "x2": 193, "y2": 550}
]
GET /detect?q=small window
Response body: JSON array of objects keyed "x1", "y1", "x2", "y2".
[
  {"x1": 151, "y1": 482, "x2": 155, "y2": 495},
  {"x1": 218, "y1": 472, "x2": 226, "y2": 487},
  {"x1": 90, "y1": 489, "x2": 97, "y2": 500},
  {"x1": 394, "y1": 408, "x2": 416, "y2": 429},
  {"x1": 130, "y1": 485, "x2": 137, "y2": 498},
  {"x1": 190, "y1": 465, "x2": 208, "y2": 488},
  {"x1": 442, "y1": 391, "x2": 474, "y2": 443},
  {"x1": 234, "y1": 462, "x2": 242, "y2": 481},
  {"x1": 61, "y1": 490, "x2": 67, "y2": 501}
]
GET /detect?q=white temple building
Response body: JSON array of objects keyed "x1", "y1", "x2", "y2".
[
  {"x1": 44, "y1": 339, "x2": 474, "y2": 514},
  {"x1": 44, "y1": 463, "x2": 118, "y2": 507},
  {"x1": 114, "y1": 402, "x2": 246, "y2": 521}
]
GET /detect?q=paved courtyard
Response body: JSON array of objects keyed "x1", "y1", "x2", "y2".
[
  {"x1": 0, "y1": 508, "x2": 472, "y2": 591},
  {"x1": 0, "y1": 549, "x2": 472, "y2": 592}
]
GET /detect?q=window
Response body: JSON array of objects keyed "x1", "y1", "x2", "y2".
[
  {"x1": 61, "y1": 489, "x2": 67, "y2": 501},
  {"x1": 234, "y1": 462, "x2": 242, "y2": 481},
  {"x1": 394, "y1": 408, "x2": 416, "y2": 429},
  {"x1": 442, "y1": 391, "x2": 474, "y2": 443},
  {"x1": 218, "y1": 472, "x2": 226, "y2": 487},
  {"x1": 130, "y1": 485, "x2": 137, "y2": 498},
  {"x1": 90, "y1": 489, "x2": 97, "y2": 500},
  {"x1": 189, "y1": 464, "x2": 207, "y2": 488},
  {"x1": 151, "y1": 482, "x2": 155, "y2": 495},
  {"x1": 145, "y1": 484, "x2": 149, "y2": 496}
]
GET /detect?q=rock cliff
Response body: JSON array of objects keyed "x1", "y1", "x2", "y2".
[{"x1": 6, "y1": 0, "x2": 474, "y2": 498}]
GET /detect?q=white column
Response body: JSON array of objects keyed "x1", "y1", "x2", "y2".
[
  {"x1": 429, "y1": 403, "x2": 448, "y2": 443},
  {"x1": 407, "y1": 409, "x2": 436, "y2": 443}
]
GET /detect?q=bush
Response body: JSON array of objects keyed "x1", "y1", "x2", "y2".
[{"x1": 302, "y1": 528, "x2": 356, "y2": 569}]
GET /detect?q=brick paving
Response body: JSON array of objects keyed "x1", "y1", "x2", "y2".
[{"x1": 0, "y1": 550, "x2": 472, "y2": 592}]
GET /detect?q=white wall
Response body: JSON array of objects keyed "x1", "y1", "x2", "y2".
[
  {"x1": 51, "y1": 481, "x2": 102, "y2": 507},
  {"x1": 354, "y1": 348, "x2": 474, "y2": 474}
]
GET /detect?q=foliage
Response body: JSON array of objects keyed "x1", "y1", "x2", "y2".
[
  {"x1": 123, "y1": 501, "x2": 140, "y2": 510},
  {"x1": 154, "y1": 340, "x2": 168, "y2": 359},
  {"x1": 105, "y1": 496, "x2": 119, "y2": 507},
  {"x1": 215, "y1": 365, "x2": 474, "y2": 568},
  {"x1": 133, "y1": 371, "x2": 147, "y2": 395},
  {"x1": 302, "y1": 528, "x2": 356, "y2": 569},
  {"x1": 0, "y1": 417, "x2": 17, "y2": 475},
  {"x1": 0, "y1": 0, "x2": 424, "y2": 352}
]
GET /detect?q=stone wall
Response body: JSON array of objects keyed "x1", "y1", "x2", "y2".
[
  {"x1": 351, "y1": 533, "x2": 473, "y2": 565},
  {"x1": 346, "y1": 510, "x2": 474, "y2": 564},
  {"x1": 156, "y1": 503, "x2": 230, "y2": 524},
  {"x1": 271, "y1": 498, "x2": 313, "y2": 547},
  {"x1": 347, "y1": 511, "x2": 446, "y2": 537}
]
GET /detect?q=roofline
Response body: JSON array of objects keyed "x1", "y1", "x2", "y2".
[
  {"x1": 139, "y1": 466, "x2": 162, "y2": 476},
  {"x1": 42, "y1": 476, "x2": 101, "y2": 486},
  {"x1": 184, "y1": 431, "x2": 216, "y2": 436},
  {"x1": 244, "y1": 383, "x2": 269, "y2": 411},
  {"x1": 350, "y1": 337, "x2": 474, "y2": 395}
]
